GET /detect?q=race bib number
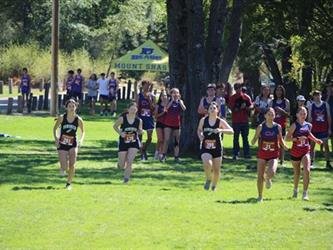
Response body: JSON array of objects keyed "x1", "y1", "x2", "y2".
[
  {"x1": 262, "y1": 141, "x2": 276, "y2": 151},
  {"x1": 204, "y1": 140, "x2": 217, "y2": 149},
  {"x1": 60, "y1": 135, "x2": 74, "y2": 146},
  {"x1": 297, "y1": 138, "x2": 309, "y2": 147},
  {"x1": 141, "y1": 108, "x2": 151, "y2": 117},
  {"x1": 316, "y1": 114, "x2": 324, "y2": 122},
  {"x1": 124, "y1": 133, "x2": 136, "y2": 143}
]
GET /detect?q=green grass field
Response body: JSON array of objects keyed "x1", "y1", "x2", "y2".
[{"x1": 0, "y1": 107, "x2": 333, "y2": 249}]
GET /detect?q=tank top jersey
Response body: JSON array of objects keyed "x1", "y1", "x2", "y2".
[
  {"x1": 72, "y1": 74, "x2": 83, "y2": 93},
  {"x1": 257, "y1": 122, "x2": 280, "y2": 159},
  {"x1": 119, "y1": 114, "x2": 140, "y2": 146},
  {"x1": 21, "y1": 75, "x2": 31, "y2": 93},
  {"x1": 156, "y1": 104, "x2": 166, "y2": 123},
  {"x1": 138, "y1": 93, "x2": 153, "y2": 118},
  {"x1": 164, "y1": 101, "x2": 182, "y2": 127},
  {"x1": 203, "y1": 96, "x2": 217, "y2": 110},
  {"x1": 272, "y1": 99, "x2": 288, "y2": 128},
  {"x1": 311, "y1": 102, "x2": 329, "y2": 133},
  {"x1": 66, "y1": 76, "x2": 75, "y2": 92},
  {"x1": 59, "y1": 114, "x2": 78, "y2": 147},
  {"x1": 109, "y1": 79, "x2": 118, "y2": 96},
  {"x1": 290, "y1": 121, "x2": 312, "y2": 157},
  {"x1": 201, "y1": 117, "x2": 222, "y2": 151}
]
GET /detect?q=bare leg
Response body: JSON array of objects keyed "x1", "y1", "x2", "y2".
[
  {"x1": 173, "y1": 129, "x2": 180, "y2": 158},
  {"x1": 211, "y1": 157, "x2": 222, "y2": 190},
  {"x1": 124, "y1": 148, "x2": 139, "y2": 181},
  {"x1": 301, "y1": 154, "x2": 311, "y2": 192},
  {"x1": 257, "y1": 159, "x2": 266, "y2": 200},
  {"x1": 201, "y1": 153, "x2": 213, "y2": 190},
  {"x1": 67, "y1": 147, "x2": 78, "y2": 184}
]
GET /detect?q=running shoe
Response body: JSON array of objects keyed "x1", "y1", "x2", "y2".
[
  {"x1": 265, "y1": 178, "x2": 272, "y2": 189},
  {"x1": 204, "y1": 180, "x2": 211, "y2": 190},
  {"x1": 59, "y1": 168, "x2": 66, "y2": 176},
  {"x1": 293, "y1": 189, "x2": 298, "y2": 198},
  {"x1": 211, "y1": 185, "x2": 216, "y2": 192},
  {"x1": 65, "y1": 183, "x2": 72, "y2": 191},
  {"x1": 123, "y1": 178, "x2": 129, "y2": 184},
  {"x1": 302, "y1": 191, "x2": 309, "y2": 201},
  {"x1": 257, "y1": 197, "x2": 263, "y2": 203}
]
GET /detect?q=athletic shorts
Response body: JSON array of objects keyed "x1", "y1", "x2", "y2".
[
  {"x1": 109, "y1": 95, "x2": 117, "y2": 101},
  {"x1": 312, "y1": 131, "x2": 328, "y2": 140},
  {"x1": 21, "y1": 86, "x2": 30, "y2": 95},
  {"x1": 156, "y1": 122, "x2": 165, "y2": 129},
  {"x1": 99, "y1": 94, "x2": 109, "y2": 102},
  {"x1": 139, "y1": 116, "x2": 155, "y2": 130},
  {"x1": 201, "y1": 148, "x2": 223, "y2": 159},
  {"x1": 290, "y1": 153, "x2": 308, "y2": 162},
  {"x1": 118, "y1": 141, "x2": 140, "y2": 152},
  {"x1": 164, "y1": 125, "x2": 180, "y2": 130},
  {"x1": 258, "y1": 157, "x2": 277, "y2": 162},
  {"x1": 69, "y1": 92, "x2": 82, "y2": 101},
  {"x1": 57, "y1": 143, "x2": 77, "y2": 151},
  {"x1": 87, "y1": 96, "x2": 97, "y2": 101}
]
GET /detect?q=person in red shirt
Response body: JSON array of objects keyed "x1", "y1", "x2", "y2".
[
  {"x1": 228, "y1": 83, "x2": 253, "y2": 159},
  {"x1": 251, "y1": 108, "x2": 288, "y2": 202},
  {"x1": 160, "y1": 88, "x2": 186, "y2": 163}
]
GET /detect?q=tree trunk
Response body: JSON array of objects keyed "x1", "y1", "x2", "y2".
[
  {"x1": 179, "y1": 0, "x2": 206, "y2": 152},
  {"x1": 219, "y1": 0, "x2": 247, "y2": 83},
  {"x1": 262, "y1": 44, "x2": 283, "y2": 86},
  {"x1": 300, "y1": 63, "x2": 313, "y2": 99},
  {"x1": 205, "y1": 0, "x2": 228, "y2": 85},
  {"x1": 243, "y1": 68, "x2": 260, "y2": 97},
  {"x1": 166, "y1": 0, "x2": 187, "y2": 92}
]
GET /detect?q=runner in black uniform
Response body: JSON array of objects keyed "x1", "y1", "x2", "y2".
[
  {"x1": 53, "y1": 99, "x2": 85, "y2": 190},
  {"x1": 113, "y1": 102, "x2": 143, "y2": 183},
  {"x1": 197, "y1": 102, "x2": 233, "y2": 191}
]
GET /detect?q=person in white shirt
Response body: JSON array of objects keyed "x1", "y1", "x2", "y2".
[{"x1": 97, "y1": 73, "x2": 110, "y2": 116}]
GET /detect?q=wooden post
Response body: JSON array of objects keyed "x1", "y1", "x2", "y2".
[
  {"x1": 51, "y1": 0, "x2": 59, "y2": 116},
  {"x1": 43, "y1": 83, "x2": 50, "y2": 110},
  {"x1": 27, "y1": 93, "x2": 33, "y2": 113},
  {"x1": 38, "y1": 95, "x2": 44, "y2": 110},
  {"x1": 7, "y1": 98, "x2": 13, "y2": 115},
  {"x1": 134, "y1": 80, "x2": 138, "y2": 100},
  {"x1": 32, "y1": 96, "x2": 38, "y2": 111},
  {"x1": 153, "y1": 89, "x2": 157, "y2": 96},
  {"x1": 127, "y1": 80, "x2": 132, "y2": 99},
  {"x1": 132, "y1": 91, "x2": 135, "y2": 99},
  {"x1": 8, "y1": 78, "x2": 13, "y2": 94},
  {"x1": 17, "y1": 96, "x2": 24, "y2": 113},
  {"x1": 0, "y1": 80, "x2": 3, "y2": 94},
  {"x1": 122, "y1": 86, "x2": 126, "y2": 100}
]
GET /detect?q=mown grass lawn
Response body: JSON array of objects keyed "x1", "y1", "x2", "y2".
[{"x1": 0, "y1": 108, "x2": 332, "y2": 249}]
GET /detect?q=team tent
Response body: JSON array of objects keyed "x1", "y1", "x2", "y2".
[{"x1": 113, "y1": 40, "x2": 169, "y2": 72}]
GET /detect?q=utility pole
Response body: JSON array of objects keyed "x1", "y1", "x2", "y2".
[{"x1": 51, "y1": 0, "x2": 59, "y2": 116}]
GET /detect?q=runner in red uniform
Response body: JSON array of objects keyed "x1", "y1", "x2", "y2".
[
  {"x1": 308, "y1": 90, "x2": 332, "y2": 169},
  {"x1": 251, "y1": 108, "x2": 288, "y2": 202},
  {"x1": 286, "y1": 107, "x2": 323, "y2": 201}
]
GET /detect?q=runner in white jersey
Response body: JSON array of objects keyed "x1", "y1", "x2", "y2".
[{"x1": 97, "y1": 73, "x2": 110, "y2": 116}]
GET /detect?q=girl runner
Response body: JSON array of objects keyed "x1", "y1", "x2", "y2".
[
  {"x1": 20, "y1": 68, "x2": 32, "y2": 112},
  {"x1": 271, "y1": 85, "x2": 290, "y2": 166},
  {"x1": 160, "y1": 88, "x2": 186, "y2": 163},
  {"x1": 197, "y1": 84, "x2": 221, "y2": 116},
  {"x1": 137, "y1": 80, "x2": 155, "y2": 161},
  {"x1": 286, "y1": 107, "x2": 323, "y2": 200},
  {"x1": 197, "y1": 102, "x2": 234, "y2": 191},
  {"x1": 86, "y1": 73, "x2": 98, "y2": 115},
  {"x1": 253, "y1": 85, "x2": 272, "y2": 127},
  {"x1": 53, "y1": 99, "x2": 85, "y2": 190},
  {"x1": 308, "y1": 90, "x2": 332, "y2": 169},
  {"x1": 153, "y1": 90, "x2": 168, "y2": 160},
  {"x1": 113, "y1": 102, "x2": 143, "y2": 183},
  {"x1": 251, "y1": 108, "x2": 288, "y2": 202}
]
